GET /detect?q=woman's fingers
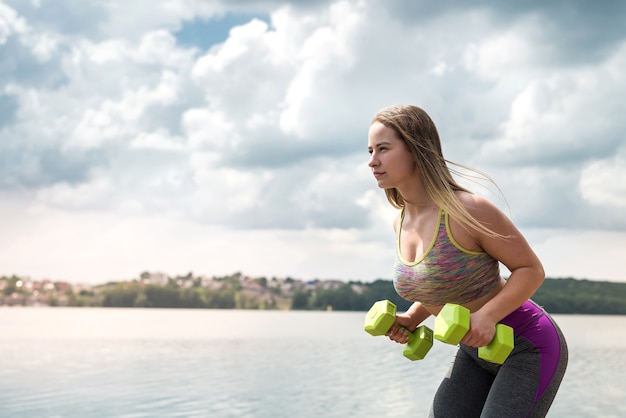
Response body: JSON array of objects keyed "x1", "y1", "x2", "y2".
[{"x1": 387, "y1": 325, "x2": 410, "y2": 343}]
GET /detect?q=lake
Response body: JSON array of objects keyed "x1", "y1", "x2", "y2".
[{"x1": 0, "y1": 308, "x2": 624, "y2": 417}]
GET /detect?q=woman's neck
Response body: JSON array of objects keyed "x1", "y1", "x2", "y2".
[{"x1": 399, "y1": 185, "x2": 435, "y2": 211}]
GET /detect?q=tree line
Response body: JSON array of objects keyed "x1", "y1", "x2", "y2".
[
  {"x1": 95, "y1": 277, "x2": 626, "y2": 314},
  {"x1": 3, "y1": 274, "x2": 626, "y2": 314}
]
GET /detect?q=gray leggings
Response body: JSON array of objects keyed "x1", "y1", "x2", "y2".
[{"x1": 429, "y1": 301, "x2": 568, "y2": 418}]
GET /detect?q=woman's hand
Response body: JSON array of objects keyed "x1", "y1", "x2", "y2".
[
  {"x1": 386, "y1": 313, "x2": 417, "y2": 344},
  {"x1": 462, "y1": 310, "x2": 497, "y2": 348}
]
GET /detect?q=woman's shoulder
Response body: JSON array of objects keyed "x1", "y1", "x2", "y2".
[
  {"x1": 453, "y1": 191, "x2": 517, "y2": 244},
  {"x1": 454, "y1": 191, "x2": 502, "y2": 220}
]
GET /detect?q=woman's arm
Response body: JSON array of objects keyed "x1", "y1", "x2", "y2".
[{"x1": 461, "y1": 194, "x2": 545, "y2": 347}]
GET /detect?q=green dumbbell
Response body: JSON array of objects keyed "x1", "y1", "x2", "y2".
[
  {"x1": 364, "y1": 300, "x2": 434, "y2": 361},
  {"x1": 433, "y1": 303, "x2": 514, "y2": 364}
]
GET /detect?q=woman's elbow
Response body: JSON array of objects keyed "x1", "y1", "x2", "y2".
[{"x1": 535, "y1": 261, "x2": 546, "y2": 285}]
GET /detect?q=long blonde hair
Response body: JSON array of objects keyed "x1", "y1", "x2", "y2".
[{"x1": 372, "y1": 104, "x2": 506, "y2": 239}]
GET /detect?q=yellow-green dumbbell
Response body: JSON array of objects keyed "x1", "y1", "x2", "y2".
[
  {"x1": 364, "y1": 300, "x2": 433, "y2": 361},
  {"x1": 434, "y1": 303, "x2": 514, "y2": 364}
]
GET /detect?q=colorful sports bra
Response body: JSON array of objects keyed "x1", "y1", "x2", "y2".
[{"x1": 393, "y1": 209, "x2": 501, "y2": 306}]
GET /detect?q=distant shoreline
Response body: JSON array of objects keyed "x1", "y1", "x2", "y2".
[{"x1": 2, "y1": 274, "x2": 626, "y2": 315}]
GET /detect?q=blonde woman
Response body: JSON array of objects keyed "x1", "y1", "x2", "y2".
[{"x1": 367, "y1": 105, "x2": 568, "y2": 417}]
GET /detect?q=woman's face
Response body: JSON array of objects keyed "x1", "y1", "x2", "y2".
[{"x1": 367, "y1": 121, "x2": 417, "y2": 189}]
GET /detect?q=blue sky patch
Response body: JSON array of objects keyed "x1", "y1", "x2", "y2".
[{"x1": 174, "y1": 13, "x2": 270, "y2": 51}]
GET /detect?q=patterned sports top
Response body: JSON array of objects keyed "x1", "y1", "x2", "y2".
[{"x1": 393, "y1": 209, "x2": 500, "y2": 306}]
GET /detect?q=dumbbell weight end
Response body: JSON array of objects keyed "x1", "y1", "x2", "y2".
[
  {"x1": 403, "y1": 325, "x2": 434, "y2": 360},
  {"x1": 364, "y1": 300, "x2": 397, "y2": 336},
  {"x1": 478, "y1": 323, "x2": 514, "y2": 365}
]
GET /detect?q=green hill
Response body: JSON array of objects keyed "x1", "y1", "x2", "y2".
[
  {"x1": 531, "y1": 277, "x2": 626, "y2": 315},
  {"x1": 2, "y1": 273, "x2": 626, "y2": 314}
]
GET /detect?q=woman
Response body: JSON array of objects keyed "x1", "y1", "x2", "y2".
[{"x1": 367, "y1": 105, "x2": 568, "y2": 417}]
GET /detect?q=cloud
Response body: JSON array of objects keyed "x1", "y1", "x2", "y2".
[
  {"x1": 1, "y1": 0, "x2": 625, "y2": 283},
  {"x1": 0, "y1": 2, "x2": 27, "y2": 43},
  {"x1": 531, "y1": 228, "x2": 626, "y2": 282},
  {"x1": 0, "y1": 4, "x2": 66, "y2": 89},
  {"x1": 480, "y1": 45, "x2": 626, "y2": 167},
  {"x1": 580, "y1": 150, "x2": 626, "y2": 210},
  {"x1": 385, "y1": 0, "x2": 626, "y2": 63}
]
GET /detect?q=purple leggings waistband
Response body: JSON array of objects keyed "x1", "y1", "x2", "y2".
[{"x1": 501, "y1": 299, "x2": 546, "y2": 331}]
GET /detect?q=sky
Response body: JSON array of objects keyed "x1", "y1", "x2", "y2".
[{"x1": 1, "y1": 0, "x2": 625, "y2": 285}]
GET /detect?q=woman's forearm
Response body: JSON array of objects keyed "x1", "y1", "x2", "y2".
[
  {"x1": 480, "y1": 266, "x2": 544, "y2": 323},
  {"x1": 405, "y1": 301, "x2": 432, "y2": 327}
]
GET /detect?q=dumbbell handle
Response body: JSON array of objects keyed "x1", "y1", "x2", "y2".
[{"x1": 364, "y1": 300, "x2": 433, "y2": 361}]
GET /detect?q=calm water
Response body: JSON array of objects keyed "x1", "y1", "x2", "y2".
[{"x1": 1, "y1": 308, "x2": 625, "y2": 417}]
